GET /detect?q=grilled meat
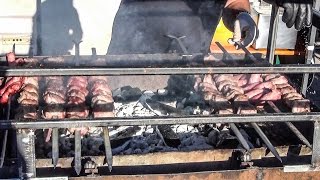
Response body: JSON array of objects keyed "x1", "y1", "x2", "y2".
[{"x1": 66, "y1": 76, "x2": 90, "y2": 135}]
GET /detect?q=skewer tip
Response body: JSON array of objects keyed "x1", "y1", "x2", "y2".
[{"x1": 108, "y1": 165, "x2": 113, "y2": 172}]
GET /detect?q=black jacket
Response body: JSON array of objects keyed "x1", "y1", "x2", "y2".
[{"x1": 107, "y1": 0, "x2": 225, "y2": 54}]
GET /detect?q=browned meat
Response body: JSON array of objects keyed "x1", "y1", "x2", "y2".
[
  {"x1": 42, "y1": 106, "x2": 66, "y2": 119},
  {"x1": 67, "y1": 89, "x2": 87, "y2": 101},
  {"x1": 67, "y1": 85, "x2": 88, "y2": 96},
  {"x1": 245, "y1": 88, "x2": 265, "y2": 99},
  {"x1": 92, "y1": 95, "x2": 114, "y2": 104},
  {"x1": 216, "y1": 80, "x2": 238, "y2": 91},
  {"x1": 252, "y1": 81, "x2": 275, "y2": 90},
  {"x1": 248, "y1": 74, "x2": 263, "y2": 84},
  {"x1": 283, "y1": 92, "x2": 303, "y2": 100},
  {"x1": 267, "y1": 75, "x2": 288, "y2": 85},
  {"x1": 292, "y1": 100, "x2": 311, "y2": 113},
  {"x1": 68, "y1": 96, "x2": 86, "y2": 105},
  {"x1": 279, "y1": 86, "x2": 297, "y2": 95},
  {"x1": 259, "y1": 89, "x2": 282, "y2": 101},
  {"x1": 66, "y1": 105, "x2": 89, "y2": 118},
  {"x1": 43, "y1": 92, "x2": 66, "y2": 104},
  {"x1": 236, "y1": 105, "x2": 257, "y2": 114},
  {"x1": 23, "y1": 77, "x2": 39, "y2": 87},
  {"x1": 17, "y1": 91, "x2": 38, "y2": 103},
  {"x1": 242, "y1": 82, "x2": 260, "y2": 92},
  {"x1": 23, "y1": 84, "x2": 40, "y2": 95}
]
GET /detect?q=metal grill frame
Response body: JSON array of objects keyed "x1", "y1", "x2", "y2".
[{"x1": 1, "y1": 0, "x2": 320, "y2": 178}]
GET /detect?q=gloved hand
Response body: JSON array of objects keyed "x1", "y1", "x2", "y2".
[
  {"x1": 264, "y1": 0, "x2": 312, "y2": 30},
  {"x1": 227, "y1": 12, "x2": 258, "y2": 49}
]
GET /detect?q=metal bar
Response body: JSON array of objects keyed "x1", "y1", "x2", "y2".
[
  {"x1": 312, "y1": 8, "x2": 320, "y2": 29},
  {"x1": 103, "y1": 127, "x2": 113, "y2": 172},
  {"x1": 229, "y1": 123, "x2": 251, "y2": 151},
  {"x1": 74, "y1": 130, "x2": 82, "y2": 175},
  {"x1": 0, "y1": 98, "x2": 11, "y2": 167},
  {"x1": 251, "y1": 123, "x2": 282, "y2": 163},
  {"x1": 17, "y1": 130, "x2": 36, "y2": 178},
  {"x1": 1, "y1": 65, "x2": 320, "y2": 76},
  {"x1": 286, "y1": 122, "x2": 313, "y2": 149},
  {"x1": 0, "y1": 113, "x2": 319, "y2": 129},
  {"x1": 302, "y1": 0, "x2": 320, "y2": 95},
  {"x1": 52, "y1": 128, "x2": 59, "y2": 168},
  {"x1": 266, "y1": 4, "x2": 279, "y2": 64},
  {"x1": 267, "y1": 102, "x2": 312, "y2": 148},
  {"x1": 312, "y1": 121, "x2": 320, "y2": 167}
]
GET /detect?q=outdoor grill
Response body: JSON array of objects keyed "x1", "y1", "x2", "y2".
[{"x1": 1, "y1": 1, "x2": 320, "y2": 179}]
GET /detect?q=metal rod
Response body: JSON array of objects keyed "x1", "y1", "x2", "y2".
[
  {"x1": 267, "y1": 102, "x2": 312, "y2": 148},
  {"x1": 52, "y1": 128, "x2": 59, "y2": 168},
  {"x1": 230, "y1": 123, "x2": 251, "y2": 151},
  {"x1": 103, "y1": 127, "x2": 113, "y2": 172},
  {"x1": 0, "y1": 97, "x2": 11, "y2": 167},
  {"x1": 301, "y1": 0, "x2": 320, "y2": 95},
  {"x1": 285, "y1": 122, "x2": 313, "y2": 149},
  {"x1": 266, "y1": 4, "x2": 279, "y2": 64},
  {"x1": 1, "y1": 65, "x2": 320, "y2": 76},
  {"x1": 311, "y1": 121, "x2": 320, "y2": 167},
  {"x1": 0, "y1": 113, "x2": 319, "y2": 129},
  {"x1": 251, "y1": 123, "x2": 282, "y2": 163},
  {"x1": 74, "y1": 130, "x2": 81, "y2": 175}
]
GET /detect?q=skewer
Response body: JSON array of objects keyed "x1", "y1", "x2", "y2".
[
  {"x1": 51, "y1": 128, "x2": 59, "y2": 168},
  {"x1": 74, "y1": 130, "x2": 82, "y2": 175},
  {"x1": 230, "y1": 123, "x2": 251, "y2": 151},
  {"x1": 251, "y1": 122, "x2": 282, "y2": 163},
  {"x1": 0, "y1": 96, "x2": 11, "y2": 167},
  {"x1": 267, "y1": 101, "x2": 312, "y2": 148},
  {"x1": 103, "y1": 127, "x2": 113, "y2": 172}
]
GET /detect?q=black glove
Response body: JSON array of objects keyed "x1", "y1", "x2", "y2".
[
  {"x1": 228, "y1": 12, "x2": 258, "y2": 48},
  {"x1": 265, "y1": 0, "x2": 312, "y2": 30}
]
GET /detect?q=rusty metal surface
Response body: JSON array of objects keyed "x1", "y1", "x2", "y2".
[
  {"x1": 69, "y1": 167, "x2": 320, "y2": 180},
  {"x1": 36, "y1": 146, "x2": 312, "y2": 168}
]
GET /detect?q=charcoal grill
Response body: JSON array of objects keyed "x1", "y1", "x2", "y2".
[{"x1": 1, "y1": 1, "x2": 320, "y2": 179}]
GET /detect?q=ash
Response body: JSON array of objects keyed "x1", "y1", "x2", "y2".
[{"x1": 36, "y1": 89, "x2": 233, "y2": 158}]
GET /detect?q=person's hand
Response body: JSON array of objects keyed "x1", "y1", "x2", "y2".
[
  {"x1": 228, "y1": 12, "x2": 258, "y2": 49},
  {"x1": 265, "y1": 0, "x2": 312, "y2": 30}
]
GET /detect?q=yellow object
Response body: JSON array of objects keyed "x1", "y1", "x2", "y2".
[
  {"x1": 211, "y1": 18, "x2": 233, "y2": 47},
  {"x1": 210, "y1": 18, "x2": 296, "y2": 55}
]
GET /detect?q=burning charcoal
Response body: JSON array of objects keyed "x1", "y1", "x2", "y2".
[
  {"x1": 133, "y1": 148, "x2": 142, "y2": 154},
  {"x1": 157, "y1": 89, "x2": 168, "y2": 96},
  {"x1": 120, "y1": 86, "x2": 142, "y2": 101},
  {"x1": 207, "y1": 128, "x2": 220, "y2": 146}
]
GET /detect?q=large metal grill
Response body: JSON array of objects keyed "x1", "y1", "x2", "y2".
[{"x1": 1, "y1": 1, "x2": 320, "y2": 179}]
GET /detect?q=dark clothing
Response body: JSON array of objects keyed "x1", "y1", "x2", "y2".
[{"x1": 107, "y1": 0, "x2": 225, "y2": 54}]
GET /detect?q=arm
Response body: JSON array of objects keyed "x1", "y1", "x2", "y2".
[
  {"x1": 223, "y1": 0, "x2": 257, "y2": 48},
  {"x1": 223, "y1": 0, "x2": 251, "y2": 32},
  {"x1": 225, "y1": 0, "x2": 250, "y2": 12}
]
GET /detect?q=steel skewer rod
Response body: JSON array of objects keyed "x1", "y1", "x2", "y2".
[
  {"x1": 230, "y1": 123, "x2": 251, "y2": 151},
  {"x1": 251, "y1": 122, "x2": 282, "y2": 163},
  {"x1": 266, "y1": 4, "x2": 279, "y2": 64},
  {"x1": 74, "y1": 130, "x2": 82, "y2": 175},
  {"x1": 52, "y1": 128, "x2": 59, "y2": 168},
  {"x1": 103, "y1": 127, "x2": 113, "y2": 172},
  {"x1": 267, "y1": 102, "x2": 312, "y2": 148},
  {"x1": 0, "y1": 97, "x2": 11, "y2": 167}
]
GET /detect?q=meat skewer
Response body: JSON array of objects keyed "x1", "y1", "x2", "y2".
[
  {"x1": 89, "y1": 76, "x2": 114, "y2": 172},
  {"x1": 264, "y1": 74, "x2": 310, "y2": 113},
  {"x1": 197, "y1": 75, "x2": 251, "y2": 150},
  {"x1": 66, "y1": 76, "x2": 89, "y2": 175},
  {"x1": 42, "y1": 76, "x2": 66, "y2": 167}
]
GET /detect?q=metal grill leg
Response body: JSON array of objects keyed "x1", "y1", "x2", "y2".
[
  {"x1": 17, "y1": 129, "x2": 36, "y2": 178},
  {"x1": 312, "y1": 121, "x2": 320, "y2": 167}
]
